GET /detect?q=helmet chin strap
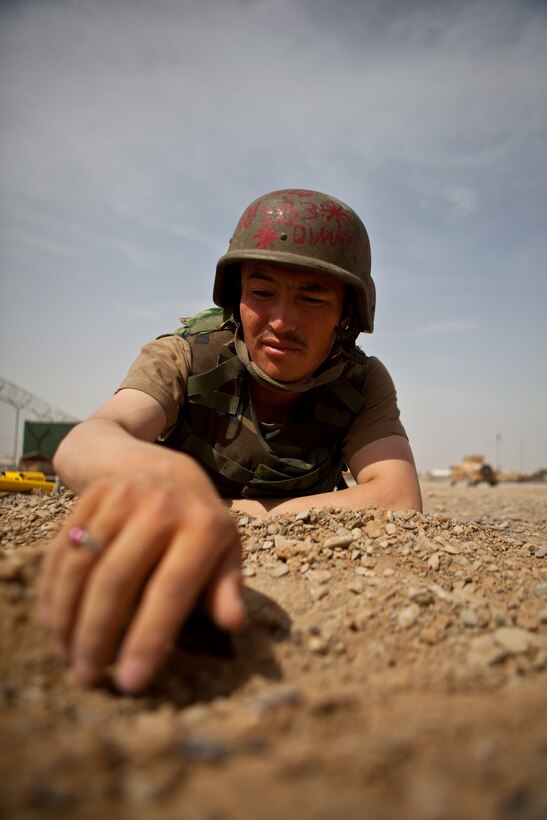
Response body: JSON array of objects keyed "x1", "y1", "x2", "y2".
[{"x1": 233, "y1": 327, "x2": 346, "y2": 395}]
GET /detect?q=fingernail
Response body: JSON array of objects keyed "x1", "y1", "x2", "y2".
[{"x1": 115, "y1": 658, "x2": 149, "y2": 693}]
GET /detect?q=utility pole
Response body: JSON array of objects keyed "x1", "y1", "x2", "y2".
[{"x1": 495, "y1": 433, "x2": 502, "y2": 472}]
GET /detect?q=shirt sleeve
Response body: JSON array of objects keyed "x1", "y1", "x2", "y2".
[
  {"x1": 342, "y1": 356, "x2": 408, "y2": 462},
  {"x1": 116, "y1": 335, "x2": 192, "y2": 433}
]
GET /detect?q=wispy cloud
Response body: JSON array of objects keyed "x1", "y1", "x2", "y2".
[
  {"x1": 443, "y1": 185, "x2": 478, "y2": 216},
  {"x1": 412, "y1": 319, "x2": 479, "y2": 337}
]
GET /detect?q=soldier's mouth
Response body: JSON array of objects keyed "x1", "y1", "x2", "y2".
[
  {"x1": 262, "y1": 341, "x2": 303, "y2": 356},
  {"x1": 261, "y1": 334, "x2": 305, "y2": 352}
]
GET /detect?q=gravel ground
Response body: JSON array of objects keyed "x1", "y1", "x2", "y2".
[{"x1": 0, "y1": 479, "x2": 546, "y2": 820}]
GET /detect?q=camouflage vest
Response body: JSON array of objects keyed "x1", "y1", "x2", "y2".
[{"x1": 161, "y1": 309, "x2": 368, "y2": 498}]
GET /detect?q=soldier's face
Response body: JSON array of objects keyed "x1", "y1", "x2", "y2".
[{"x1": 239, "y1": 262, "x2": 348, "y2": 385}]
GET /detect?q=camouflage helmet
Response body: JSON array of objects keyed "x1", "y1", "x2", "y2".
[{"x1": 214, "y1": 189, "x2": 375, "y2": 333}]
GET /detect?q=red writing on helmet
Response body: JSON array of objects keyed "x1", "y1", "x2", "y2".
[
  {"x1": 238, "y1": 200, "x2": 261, "y2": 230},
  {"x1": 253, "y1": 225, "x2": 279, "y2": 249},
  {"x1": 293, "y1": 225, "x2": 357, "y2": 248},
  {"x1": 238, "y1": 194, "x2": 362, "y2": 252}
]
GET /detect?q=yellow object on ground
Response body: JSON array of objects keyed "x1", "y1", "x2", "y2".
[{"x1": 0, "y1": 471, "x2": 55, "y2": 493}]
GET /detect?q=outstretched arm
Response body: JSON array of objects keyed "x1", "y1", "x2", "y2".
[{"x1": 228, "y1": 435, "x2": 422, "y2": 516}]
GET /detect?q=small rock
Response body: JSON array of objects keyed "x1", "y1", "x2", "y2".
[
  {"x1": 460, "y1": 608, "x2": 480, "y2": 628},
  {"x1": 310, "y1": 586, "x2": 329, "y2": 601},
  {"x1": 364, "y1": 522, "x2": 384, "y2": 539},
  {"x1": 250, "y1": 685, "x2": 302, "y2": 712},
  {"x1": 494, "y1": 627, "x2": 531, "y2": 654},
  {"x1": 409, "y1": 587, "x2": 435, "y2": 607},
  {"x1": 398, "y1": 604, "x2": 420, "y2": 629},
  {"x1": 241, "y1": 567, "x2": 256, "y2": 577},
  {"x1": 468, "y1": 634, "x2": 506, "y2": 666},
  {"x1": 272, "y1": 565, "x2": 289, "y2": 578},
  {"x1": 306, "y1": 569, "x2": 332, "y2": 585},
  {"x1": 308, "y1": 637, "x2": 329, "y2": 655},
  {"x1": 323, "y1": 535, "x2": 353, "y2": 550},
  {"x1": 532, "y1": 583, "x2": 547, "y2": 600},
  {"x1": 534, "y1": 547, "x2": 547, "y2": 558},
  {"x1": 440, "y1": 543, "x2": 460, "y2": 555},
  {"x1": 516, "y1": 612, "x2": 539, "y2": 631},
  {"x1": 428, "y1": 554, "x2": 440, "y2": 572}
]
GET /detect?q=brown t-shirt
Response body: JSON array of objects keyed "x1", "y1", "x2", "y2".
[{"x1": 118, "y1": 335, "x2": 407, "y2": 463}]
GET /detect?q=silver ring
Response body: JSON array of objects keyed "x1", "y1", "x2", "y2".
[{"x1": 68, "y1": 526, "x2": 103, "y2": 555}]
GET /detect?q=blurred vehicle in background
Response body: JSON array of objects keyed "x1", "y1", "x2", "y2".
[{"x1": 450, "y1": 455, "x2": 498, "y2": 487}]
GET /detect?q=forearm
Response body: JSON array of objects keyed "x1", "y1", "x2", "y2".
[
  {"x1": 228, "y1": 474, "x2": 422, "y2": 517},
  {"x1": 54, "y1": 418, "x2": 185, "y2": 494}
]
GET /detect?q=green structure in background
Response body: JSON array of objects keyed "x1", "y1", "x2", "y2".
[{"x1": 23, "y1": 421, "x2": 77, "y2": 461}]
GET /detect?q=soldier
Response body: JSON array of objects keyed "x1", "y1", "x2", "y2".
[{"x1": 39, "y1": 189, "x2": 422, "y2": 693}]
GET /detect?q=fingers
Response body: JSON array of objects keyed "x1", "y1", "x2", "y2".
[
  {"x1": 204, "y1": 543, "x2": 244, "y2": 631},
  {"x1": 39, "y1": 480, "x2": 147, "y2": 650},
  {"x1": 113, "y1": 511, "x2": 241, "y2": 693},
  {"x1": 53, "y1": 481, "x2": 188, "y2": 683},
  {"x1": 38, "y1": 483, "x2": 105, "y2": 630},
  {"x1": 38, "y1": 476, "x2": 244, "y2": 694},
  {"x1": 70, "y1": 509, "x2": 173, "y2": 686}
]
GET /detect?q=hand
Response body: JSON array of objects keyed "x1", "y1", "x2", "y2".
[{"x1": 38, "y1": 469, "x2": 244, "y2": 693}]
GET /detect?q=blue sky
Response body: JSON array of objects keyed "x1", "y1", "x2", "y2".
[{"x1": 1, "y1": 0, "x2": 546, "y2": 473}]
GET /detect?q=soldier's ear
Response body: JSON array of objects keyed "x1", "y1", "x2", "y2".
[{"x1": 339, "y1": 295, "x2": 353, "y2": 331}]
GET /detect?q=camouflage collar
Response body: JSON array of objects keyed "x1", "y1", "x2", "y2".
[{"x1": 234, "y1": 329, "x2": 346, "y2": 395}]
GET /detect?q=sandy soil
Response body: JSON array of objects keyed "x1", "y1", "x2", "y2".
[{"x1": 1, "y1": 480, "x2": 546, "y2": 820}]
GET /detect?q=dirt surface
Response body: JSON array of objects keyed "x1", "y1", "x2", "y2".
[{"x1": 1, "y1": 480, "x2": 546, "y2": 820}]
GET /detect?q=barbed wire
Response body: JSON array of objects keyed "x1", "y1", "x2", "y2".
[{"x1": 0, "y1": 376, "x2": 79, "y2": 422}]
